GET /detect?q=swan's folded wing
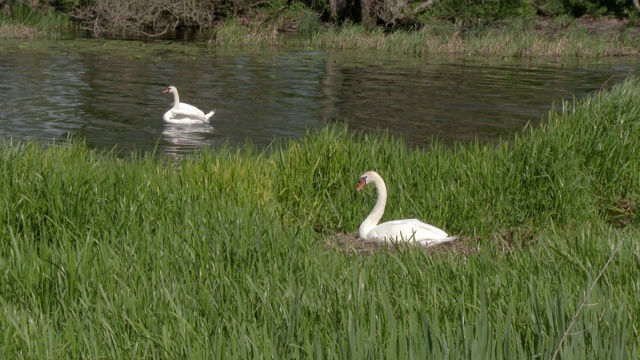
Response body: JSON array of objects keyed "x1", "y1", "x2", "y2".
[
  {"x1": 170, "y1": 110, "x2": 207, "y2": 121},
  {"x1": 370, "y1": 219, "x2": 452, "y2": 243},
  {"x1": 173, "y1": 103, "x2": 207, "y2": 120}
]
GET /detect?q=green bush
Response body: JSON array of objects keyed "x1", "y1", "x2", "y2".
[
  {"x1": 539, "y1": 0, "x2": 635, "y2": 17},
  {"x1": 419, "y1": 0, "x2": 537, "y2": 26},
  {"x1": 49, "y1": 0, "x2": 81, "y2": 12},
  {"x1": 11, "y1": 0, "x2": 640, "y2": 34}
]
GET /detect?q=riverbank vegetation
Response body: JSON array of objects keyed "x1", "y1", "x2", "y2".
[
  {"x1": 296, "y1": 20, "x2": 640, "y2": 56},
  {"x1": 1, "y1": 74, "x2": 639, "y2": 357},
  {"x1": 1, "y1": 0, "x2": 639, "y2": 57},
  {"x1": 0, "y1": 1, "x2": 67, "y2": 38}
]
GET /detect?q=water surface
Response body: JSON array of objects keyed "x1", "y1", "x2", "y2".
[{"x1": 1, "y1": 39, "x2": 638, "y2": 156}]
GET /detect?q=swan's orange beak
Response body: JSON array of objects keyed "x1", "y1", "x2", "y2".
[
  {"x1": 357, "y1": 179, "x2": 366, "y2": 191},
  {"x1": 162, "y1": 88, "x2": 170, "y2": 94}
]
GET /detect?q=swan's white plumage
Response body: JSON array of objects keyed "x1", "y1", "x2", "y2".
[
  {"x1": 163, "y1": 86, "x2": 215, "y2": 124},
  {"x1": 357, "y1": 171, "x2": 458, "y2": 246}
]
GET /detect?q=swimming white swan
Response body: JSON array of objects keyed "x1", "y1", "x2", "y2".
[
  {"x1": 162, "y1": 86, "x2": 215, "y2": 124},
  {"x1": 357, "y1": 171, "x2": 458, "y2": 246}
]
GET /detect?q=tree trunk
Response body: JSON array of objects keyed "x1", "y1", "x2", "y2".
[
  {"x1": 330, "y1": 0, "x2": 349, "y2": 19},
  {"x1": 360, "y1": 0, "x2": 376, "y2": 28}
]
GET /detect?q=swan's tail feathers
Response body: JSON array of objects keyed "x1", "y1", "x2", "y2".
[
  {"x1": 204, "y1": 110, "x2": 216, "y2": 122},
  {"x1": 424, "y1": 235, "x2": 459, "y2": 247},
  {"x1": 439, "y1": 235, "x2": 459, "y2": 244}
]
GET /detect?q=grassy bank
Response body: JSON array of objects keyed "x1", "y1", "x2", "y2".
[
  {"x1": 303, "y1": 20, "x2": 640, "y2": 57},
  {"x1": 207, "y1": 17, "x2": 640, "y2": 57},
  {"x1": 2, "y1": 4, "x2": 639, "y2": 58},
  {"x1": 0, "y1": 3, "x2": 68, "y2": 39},
  {"x1": 1, "y1": 78, "x2": 640, "y2": 358}
]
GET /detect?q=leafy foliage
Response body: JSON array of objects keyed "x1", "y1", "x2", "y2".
[{"x1": 541, "y1": 0, "x2": 634, "y2": 17}]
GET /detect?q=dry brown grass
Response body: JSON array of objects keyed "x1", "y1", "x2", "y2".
[
  {"x1": 70, "y1": 0, "x2": 228, "y2": 36},
  {"x1": 604, "y1": 198, "x2": 637, "y2": 227},
  {"x1": 0, "y1": 23, "x2": 39, "y2": 39},
  {"x1": 322, "y1": 224, "x2": 546, "y2": 257}
]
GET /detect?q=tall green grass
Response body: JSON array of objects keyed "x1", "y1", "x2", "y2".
[
  {"x1": 1, "y1": 78, "x2": 640, "y2": 358},
  {"x1": 209, "y1": 2, "x2": 320, "y2": 48},
  {"x1": 209, "y1": 18, "x2": 640, "y2": 57},
  {"x1": 210, "y1": 18, "x2": 280, "y2": 47},
  {"x1": 304, "y1": 21, "x2": 640, "y2": 57}
]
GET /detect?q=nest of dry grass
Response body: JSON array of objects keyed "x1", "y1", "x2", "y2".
[{"x1": 325, "y1": 232, "x2": 478, "y2": 256}]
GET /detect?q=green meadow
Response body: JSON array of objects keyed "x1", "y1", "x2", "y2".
[{"x1": 1, "y1": 77, "x2": 640, "y2": 358}]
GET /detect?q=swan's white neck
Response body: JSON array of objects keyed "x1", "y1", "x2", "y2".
[
  {"x1": 171, "y1": 90, "x2": 180, "y2": 110},
  {"x1": 359, "y1": 174, "x2": 387, "y2": 238}
]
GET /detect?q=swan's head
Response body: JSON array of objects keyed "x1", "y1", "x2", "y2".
[
  {"x1": 163, "y1": 86, "x2": 177, "y2": 94},
  {"x1": 357, "y1": 171, "x2": 379, "y2": 191}
]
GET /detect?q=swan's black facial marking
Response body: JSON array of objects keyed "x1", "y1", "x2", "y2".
[{"x1": 359, "y1": 175, "x2": 367, "y2": 183}]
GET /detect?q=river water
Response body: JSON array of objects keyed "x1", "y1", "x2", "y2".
[{"x1": 0, "y1": 39, "x2": 638, "y2": 157}]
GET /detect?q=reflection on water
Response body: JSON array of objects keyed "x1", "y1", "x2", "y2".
[
  {"x1": 0, "y1": 40, "x2": 638, "y2": 157},
  {"x1": 162, "y1": 124, "x2": 217, "y2": 152}
]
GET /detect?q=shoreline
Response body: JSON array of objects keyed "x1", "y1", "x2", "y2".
[{"x1": 1, "y1": 15, "x2": 639, "y2": 57}]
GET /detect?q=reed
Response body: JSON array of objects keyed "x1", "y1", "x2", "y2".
[
  {"x1": 306, "y1": 21, "x2": 640, "y2": 57},
  {"x1": 209, "y1": 18, "x2": 281, "y2": 47},
  {"x1": 1, "y1": 79, "x2": 640, "y2": 358}
]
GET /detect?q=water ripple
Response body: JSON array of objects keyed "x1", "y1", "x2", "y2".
[{"x1": 0, "y1": 45, "x2": 638, "y2": 156}]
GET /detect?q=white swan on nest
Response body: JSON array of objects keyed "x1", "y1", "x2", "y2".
[
  {"x1": 162, "y1": 86, "x2": 215, "y2": 124},
  {"x1": 357, "y1": 170, "x2": 458, "y2": 246}
]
